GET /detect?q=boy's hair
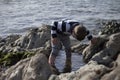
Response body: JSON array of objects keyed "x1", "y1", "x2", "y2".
[{"x1": 73, "y1": 25, "x2": 87, "y2": 41}]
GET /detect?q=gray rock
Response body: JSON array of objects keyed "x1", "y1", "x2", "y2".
[
  {"x1": 71, "y1": 43, "x2": 88, "y2": 54},
  {"x1": 82, "y1": 35, "x2": 108, "y2": 63},
  {"x1": 101, "y1": 54, "x2": 120, "y2": 80},
  {"x1": 49, "y1": 61, "x2": 110, "y2": 80},
  {"x1": 0, "y1": 42, "x2": 5, "y2": 47},
  {"x1": 0, "y1": 53, "x2": 52, "y2": 80},
  {"x1": 0, "y1": 25, "x2": 51, "y2": 54},
  {"x1": 91, "y1": 33, "x2": 120, "y2": 66},
  {"x1": 14, "y1": 25, "x2": 51, "y2": 50},
  {"x1": 100, "y1": 20, "x2": 120, "y2": 35},
  {"x1": 13, "y1": 46, "x2": 22, "y2": 52}
]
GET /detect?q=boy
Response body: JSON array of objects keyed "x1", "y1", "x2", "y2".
[{"x1": 49, "y1": 20, "x2": 96, "y2": 74}]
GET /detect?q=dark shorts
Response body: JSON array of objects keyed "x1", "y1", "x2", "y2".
[{"x1": 51, "y1": 34, "x2": 71, "y2": 57}]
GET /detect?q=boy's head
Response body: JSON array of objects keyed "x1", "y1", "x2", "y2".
[{"x1": 72, "y1": 25, "x2": 88, "y2": 41}]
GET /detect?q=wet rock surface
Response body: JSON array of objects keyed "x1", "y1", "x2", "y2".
[{"x1": 100, "y1": 20, "x2": 120, "y2": 35}]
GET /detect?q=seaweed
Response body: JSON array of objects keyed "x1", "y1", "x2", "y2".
[{"x1": 0, "y1": 51, "x2": 35, "y2": 66}]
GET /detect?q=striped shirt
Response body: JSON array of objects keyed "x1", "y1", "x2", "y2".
[
  {"x1": 51, "y1": 20, "x2": 93, "y2": 40},
  {"x1": 51, "y1": 20, "x2": 79, "y2": 37}
]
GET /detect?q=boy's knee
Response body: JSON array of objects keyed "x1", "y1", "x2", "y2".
[
  {"x1": 65, "y1": 48, "x2": 71, "y2": 53},
  {"x1": 51, "y1": 48, "x2": 60, "y2": 57},
  {"x1": 65, "y1": 48, "x2": 71, "y2": 58}
]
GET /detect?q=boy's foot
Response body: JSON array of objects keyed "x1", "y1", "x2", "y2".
[
  {"x1": 63, "y1": 65, "x2": 71, "y2": 73},
  {"x1": 63, "y1": 58, "x2": 72, "y2": 73},
  {"x1": 50, "y1": 65, "x2": 60, "y2": 75}
]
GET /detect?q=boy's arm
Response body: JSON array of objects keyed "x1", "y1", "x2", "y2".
[
  {"x1": 90, "y1": 37, "x2": 97, "y2": 44},
  {"x1": 51, "y1": 21, "x2": 58, "y2": 44},
  {"x1": 51, "y1": 21, "x2": 58, "y2": 38},
  {"x1": 86, "y1": 30, "x2": 93, "y2": 40},
  {"x1": 51, "y1": 26, "x2": 57, "y2": 38},
  {"x1": 86, "y1": 30, "x2": 97, "y2": 44}
]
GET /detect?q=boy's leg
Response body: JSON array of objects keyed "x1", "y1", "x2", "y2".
[
  {"x1": 60, "y1": 35, "x2": 72, "y2": 72},
  {"x1": 48, "y1": 38, "x2": 62, "y2": 66},
  {"x1": 48, "y1": 37, "x2": 62, "y2": 74}
]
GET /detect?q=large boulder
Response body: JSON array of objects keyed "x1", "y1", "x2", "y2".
[
  {"x1": 0, "y1": 25, "x2": 51, "y2": 68},
  {"x1": 0, "y1": 25, "x2": 51, "y2": 53},
  {"x1": 82, "y1": 35, "x2": 109, "y2": 63},
  {"x1": 91, "y1": 33, "x2": 120, "y2": 66},
  {"x1": 14, "y1": 25, "x2": 51, "y2": 49},
  {"x1": 49, "y1": 61, "x2": 111, "y2": 80},
  {"x1": 0, "y1": 53, "x2": 52, "y2": 80},
  {"x1": 101, "y1": 54, "x2": 120, "y2": 80},
  {"x1": 82, "y1": 32, "x2": 120, "y2": 65}
]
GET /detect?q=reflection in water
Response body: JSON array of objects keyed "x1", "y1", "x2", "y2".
[{"x1": 55, "y1": 50, "x2": 85, "y2": 72}]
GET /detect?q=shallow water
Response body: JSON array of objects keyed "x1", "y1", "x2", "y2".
[
  {"x1": 55, "y1": 50, "x2": 85, "y2": 72},
  {"x1": 0, "y1": 0, "x2": 120, "y2": 36}
]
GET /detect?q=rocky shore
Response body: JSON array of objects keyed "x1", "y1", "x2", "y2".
[{"x1": 0, "y1": 20, "x2": 120, "y2": 80}]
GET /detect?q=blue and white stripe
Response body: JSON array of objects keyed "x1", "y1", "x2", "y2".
[{"x1": 51, "y1": 20, "x2": 79, "y2": 38}]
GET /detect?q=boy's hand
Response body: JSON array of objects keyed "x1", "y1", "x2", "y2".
[
  {"x1": 91, "y1": 37, "x2": 97, "y2": 44},
  {"x1": 51, "y1": 37, "x2": 58, "y2": 45}
]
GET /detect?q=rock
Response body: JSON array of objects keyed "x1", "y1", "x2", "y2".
[
  {"x1": 14, "y1": 25, "x2": 51, "y2": 49},
  {"x1": 13, "y1": 46, "x2": 20, "y2": 52},
  {"x1": 0, "y1": 35, "x2": 22, "y2": 53},
  {"x1": 4, "y1": 35, "x2": 21, "y2": 45},
  {"x1": 82, "y1": 35, "x2": 109, "y2": 63},
  {"x1": 0, "y1": 42, "x2": 5, "y2": 47},
  {"x1": 0, "y1": 25, "x2": 51, "y2": 69},
  {"x1": 0, "y1": 53, "x2": 52, "y2": 80},
  {"x1": 0, "y1": 51, "x2": 34, "y2": 66},
  {"x1": 71, "y1": 43, "x2": 88, "y2": 54},
  {"x1": 48, "y1": 75, "x2": 58, "y2": 80},
  {"x1": 36, "y1": 45, "x2": 51, "y2": 58},
  {"x1": 106, "y1": 32, "x2": 120, "y2": 53},
  {"x1": 91, "y1": 33, "x2": 120, "y2": 66},
  {"x1": 0, "y1": 45, "x2": 51, "y2": 67},
  {"x1": 49, "y1": 61, "x2": 110, "y2": 80},
  {"x1": 0, "y1": 25, "x2": 51, "y2": 54},
  {"x1": 100, "y1": 20, "x2": 120, "y2": 35},
  {"x1": 101, "y1": 54, "x2": 120, "y2": 80},
  {"x1": 0, "y1": 35, "x2": 21, "y2": 48}
]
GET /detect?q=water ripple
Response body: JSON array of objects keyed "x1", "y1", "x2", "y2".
[{"x1": 0, "y1": 0, "x2": 120, "y2": 36}]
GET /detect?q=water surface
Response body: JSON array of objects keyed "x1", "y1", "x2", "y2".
[
  {"x1": 55, "y1": 50, "x2": 85, "y2": 72},
  {"x1": 0, "y1": 0, "x2": 120, "y2": 36}
]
